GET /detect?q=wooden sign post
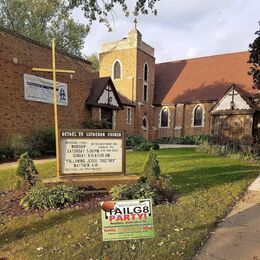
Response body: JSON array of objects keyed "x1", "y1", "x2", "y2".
[{"x1": 32, "y1": 39, "x2": 75, "y2": 178}]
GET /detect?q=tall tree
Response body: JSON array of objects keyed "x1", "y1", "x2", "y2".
[
  {"x1": 85, "y1": 53, "x2": 99, "y2": 72},
  {"x1": 0, "y1": 0, "x2": 89, "y2": 56},
  {"x1": 68, "y1": 0, "x2": 159, "y2": 31},
  {"x1": 248, "y1": 22, "x2": 260, "y2": 89}
]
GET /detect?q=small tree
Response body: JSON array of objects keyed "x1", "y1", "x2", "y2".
[
  {"x1": 16, "y1": 152, "x2": 38, "y2": 186},
  {"x1": 248, "y1": 21, "x2": 260, "y2": 89},
  {"x1": 142, "y1": 149, "x2": 160, "y2": 178}
]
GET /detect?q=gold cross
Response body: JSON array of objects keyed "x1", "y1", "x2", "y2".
[{"x1": 32, "y1": 38, "x2": 75, "y2": 178}]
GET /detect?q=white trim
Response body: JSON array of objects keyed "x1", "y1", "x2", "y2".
[
  {"x1": 142, "y1": 62, "x2": 149, "y2": 102},
  {"x1": 98, "y1": 108, "x2": 101, "y2": 121},
  {"x1": 112, "y1": 59, "x2": 122, "y2": 80},
  {"x1": 127, "y1": 107, "x2": 132, "y2": 125},
  {"x1": 159, "y1": 106, "x2": 170, "y2": 128},
  {"x1": 112, "y1": 110, "x2": 116, "y2": 129},
  {"x1": 191, "y1": 104, "x2": 205, "y2": 127}
]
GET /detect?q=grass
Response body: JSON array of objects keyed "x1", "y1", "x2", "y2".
[{"x1": 0, "y1": 148, "x2": 259, "y2": 259}]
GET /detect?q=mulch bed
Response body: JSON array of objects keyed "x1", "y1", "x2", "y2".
[{"x1": 0, "y1": 188, "x2": 110, "y2": 218}]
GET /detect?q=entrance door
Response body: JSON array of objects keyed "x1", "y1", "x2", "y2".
[{"x1": 101, "y1": 108, "x2": 113, "y2": 129}]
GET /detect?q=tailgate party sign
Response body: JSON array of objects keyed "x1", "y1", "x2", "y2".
[
  {"x1": 24, "y1": 74, "x2": 68, "y2": 106},
  {"x1": 101, "y1": 199, "x2": 154, "y2": 241}
]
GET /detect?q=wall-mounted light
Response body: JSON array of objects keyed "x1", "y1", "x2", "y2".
[{"x1": 230, "y1": 100, "x2": 235, "y2": 109}]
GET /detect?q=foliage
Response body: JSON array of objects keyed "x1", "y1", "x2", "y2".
[
  {"x1": 25, "y1": 128, "x2": 55, "y2": 157},
  {"x1": 197, "y1": 141, "x2": 257, "y2": 161},
  {"x1": 156, "y1": 135, "x2": 209, "y2": 145},
  {"x1": 16, "y1": 152, "x2": 38, "y2": 186},
  {"x1": 248, "y1": 21, "x2": 260, "y2": 89},
  {"x1": 68, "y1": 0, "x2": 159, "y2": 31},
  {"x1": 0, "y1": 0, "x2": 89, "y2": 56},
  {"x1": 85, "y1": 53, "x2": 99, "y2": 72},
  {"x1": 82, "y1": 119, "x2": 110, "y2": 129},
  {"x1": 21, "y1": 184, "x2": 84, "y2": 209},
  {"x1": 126, "y1": 134, "x2": 147, "y2": 148},
  {"x1": 10, "y1": 134, "x2": 31, "y2": 159},
  {"x1": 133, "y1": 141, "x2": 153, "y2": 151},
  {"x1": 0, "y1": 145, "x2": 14, "y2": 163},
  {"x1": 142, "y1": 149, "x2": 160, "y2": 178}
]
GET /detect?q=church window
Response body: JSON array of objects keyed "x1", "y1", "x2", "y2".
[
  {"x1": 127, "y1": 107, "x2": 132, "y2": 124},
  {"x1": 113, "y1": 60, "x2": 121, "y2": 79},
  {"x1": 160, "y1": 107, "x2": 169, "y2": 127},
  {"x1": 142, "y1": 116, "x2": 148, "y2": 129},
  {"x1": 193, "y1": 105, "x2": 204, "y2": 127},
  {"x1": 144, "y1": 63, "x2": 149, "y2": 82},
  {"x1": 143, "y1": 85, "x2": 148, "y2": 102}
]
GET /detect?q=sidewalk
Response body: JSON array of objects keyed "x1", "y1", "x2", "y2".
[
  {"x1": 0, "y1": 158, "x2": 56, "y2": 170},
  {"x1": 194, "y1": 176, "x2": 260, "y2": 260}
]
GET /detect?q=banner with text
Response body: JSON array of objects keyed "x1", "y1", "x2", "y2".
[
  {"x1": 101, "y1": 199, "x2": 154, "y2": 241},
  {"x1": 60, "y1": 130, "x2": 125, "y2": 175},
  {"x1": 24, "y1": 73, "x2": 68, "y2": 106}
]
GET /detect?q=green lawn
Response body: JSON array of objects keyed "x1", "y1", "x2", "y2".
[{"x1": 0, "y1": 148, "x2": 259, "y2": 259}]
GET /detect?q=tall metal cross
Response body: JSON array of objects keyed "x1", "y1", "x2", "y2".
[
  {"x1": 32, "y1": 38, "x2": 75, "y2": 178},
  {"x1": 134, "y1": 18, "x2": 137, "y2": 29}
]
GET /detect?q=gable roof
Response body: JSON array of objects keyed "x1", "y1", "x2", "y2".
[
  {"x1": 210, "y1": 84, "x2": 256, "y2": 114},
  {"x1": 86, "y1": 77, "x2": 123, "y2": 110},
  {"x1": 154, "y1": 51, "x2": 258, "y2": 105}
]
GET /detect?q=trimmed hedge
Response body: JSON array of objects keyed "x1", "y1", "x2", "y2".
[{"x1": 156, "y1": 135, "x2": 209, "y2": 145}]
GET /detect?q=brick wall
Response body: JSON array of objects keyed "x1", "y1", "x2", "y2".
[{"x1": 0, "y1": 30, "x2": 92, "y2": 145}]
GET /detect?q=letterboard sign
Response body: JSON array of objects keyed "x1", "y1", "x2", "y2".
[{"x1": 59, "y1": 130, "x2": 126, "y2": 176}]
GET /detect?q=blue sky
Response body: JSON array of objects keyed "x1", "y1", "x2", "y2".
[{"x1": 73, "y1": 0, "x2": 260, "y2": 63}]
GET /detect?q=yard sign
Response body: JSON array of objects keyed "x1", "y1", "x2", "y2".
[{"x1": 101, "y1": 199, "x2": 154, "y2": 241}]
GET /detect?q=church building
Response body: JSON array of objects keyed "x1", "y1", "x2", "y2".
[{"x1": 0, "y1": 25, "x2": 259, "y2": 146}]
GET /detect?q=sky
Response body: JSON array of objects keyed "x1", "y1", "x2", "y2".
[{"x1": 73, "y1": 0, "x2": 260, "y2": 63}]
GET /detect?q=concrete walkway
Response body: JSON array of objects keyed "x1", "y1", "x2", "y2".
[
  {"x1": 194, "y1": 176, "x2": 260, "y2": 260},
  {"x1": 159, "y1": 144, "x2": 197, "y2": 149},
  {"x1": 0, "y1": 158, "x2": 56, "y2": 170}
]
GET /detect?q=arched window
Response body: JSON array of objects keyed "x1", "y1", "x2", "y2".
[
  {"x1": 144, "y1": 63, "x2": 148, "y2": 82},
  {"x1": 160, "y1": 107, "x2": 169, "y2": 127},
  {"x1": 142, "y1": 116, "x2": 148, "y2": 129},
  {"x1": 113, "y1": 61, "x2": 121, "y2": 79},
  {"x1": 193, "y1": 105, "x2": 203, "y2": 126}
]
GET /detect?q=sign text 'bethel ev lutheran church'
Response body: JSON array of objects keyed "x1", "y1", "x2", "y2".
[{"x1": 59, "y1": 130, "x2": 126, "y2": 176}]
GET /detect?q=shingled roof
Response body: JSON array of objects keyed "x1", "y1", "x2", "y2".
[{"x1": 154, "y1": 51, "x2": 258, "y2": 105}]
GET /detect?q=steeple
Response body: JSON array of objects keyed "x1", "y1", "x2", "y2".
[{"x1": 128, "y1": 18, "x2": 142, "y2": 42}]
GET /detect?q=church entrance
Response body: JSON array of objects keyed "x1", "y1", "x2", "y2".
[{"x1": 101, "y1": 108, "x2": 113, "y2": 129}]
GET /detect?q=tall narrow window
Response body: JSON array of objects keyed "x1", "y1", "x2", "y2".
[
  {"x1": 113, "y1": 61, "x2": 121, "y2": 79},
  {"x1": 144, "y1": 63, "x2": 148, "y2": 82},
  {"x1": 142, "y1": 116, "x2": 148, "y2": 129},
  {"x1": 160, "y1": 107, "x2": 169, "y2": 127},
  {"x1": 193, "y1": 105, "x2": 203, "y2": 126},
  {"x1": 143, "y1": 85, "x2": 148, "y2": 102},
  {"x1": 127, "y1": 107, "x2": 131, "y2": 124}
]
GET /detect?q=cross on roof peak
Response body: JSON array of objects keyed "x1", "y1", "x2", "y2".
[{"x1": 134, "y1": 18, "x2": 137, "y2": 29}]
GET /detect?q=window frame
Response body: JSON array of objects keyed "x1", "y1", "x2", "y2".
[
  {"x1": 192, "y1": 104, "x2": 204, "y2": 127},
  {"x1": 160, "y1": 107, "x2": 170, "y2": 128},
  {"x1": 112, "y1": 60, "x2": 122, "y2": 80},
  {"x1": 127, "y1": 107, "x2": 132, "y2": 125}
]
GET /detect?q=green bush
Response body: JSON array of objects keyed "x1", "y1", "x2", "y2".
[
  {"x1": 82, "y1": 119, "x2": 110, "y2": 129},
  {"x1": 21, "y1": 184, "x2": 84, "y2": 209},
  {"x1": 110, "y1": 176, "x2": 175, "y2": 204},
  {"x1": 142, "y1": 149, "x2": 160, "y2": 178},
  {"x1": 25, "y1": 128, "x2": 55, "y2": 156},
  {"x1": 126, "y1": 134, "x2": 147, "y2": 149},
  {"x1": 16, "y1": 152, "x2": 38, "y2": 186},
  {"x1": 156, "y1": 135, "x2": 209, "y2": 145},
  {"x1": 133, "y1": 141, "x2": 153, "y2": 151},
  {"x1": 0, "y1": 145, "x2": 14, "y2": 163},
  {"x1": 11, "y1": 134, "x2": 30, "y2": 159}
]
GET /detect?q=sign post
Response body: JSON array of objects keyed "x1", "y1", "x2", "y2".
[{"x1": 32, "y1": 39, "x2": 75, "y2": 178}]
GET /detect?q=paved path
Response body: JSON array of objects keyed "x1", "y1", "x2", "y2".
[
  {"x1": 159, "y1": 144, "x2": 197, "y2": 149},
  {"x1": 0, "y1": 158, "x2": 56, "y2": 170},
  {"x1": 194, "y1": 176, "x2": 260, "y2": 260}
]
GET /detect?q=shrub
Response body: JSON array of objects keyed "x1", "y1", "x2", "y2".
[
  {"x1": 110, "y1": 176, "x2": 175, "y2": 205},
  {"x1": 21, "y1": 184, "x2": 84, "y2": 209},
  {"x1": 0, "y1": 145, "x2": 14, "y2": 163},
  {"x1": 82, "y1": 119, "x2": 110, "y2": 129},
  {"x1": 156, "y1": 135, "x2": 209, "y2": 145},
  {"x1": 126, "y1": 134, "x2": 147, "y2": 149},
  {"x1": 11, "y1": 134, "x2": 30, "y2": 158},
  {"x1": 152, "y1": 142, "x2": 160, "y2": 150},
  {"x1": 133, "y1": 141, "x2": 153, "y2": 151},
  {"x1": 16, "y1": 152, "x2": 38, "y2": 186},
  {"x1": 25, "y1": 128, "x2": 55, "y2": 156},
  {"x1": 142, "y1": 149, "x2": 160, "y2": 178}
]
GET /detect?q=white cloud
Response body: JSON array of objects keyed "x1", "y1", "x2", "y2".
[{"x1": 73, "y1": 0, "x2": 260, "y2": 63}]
